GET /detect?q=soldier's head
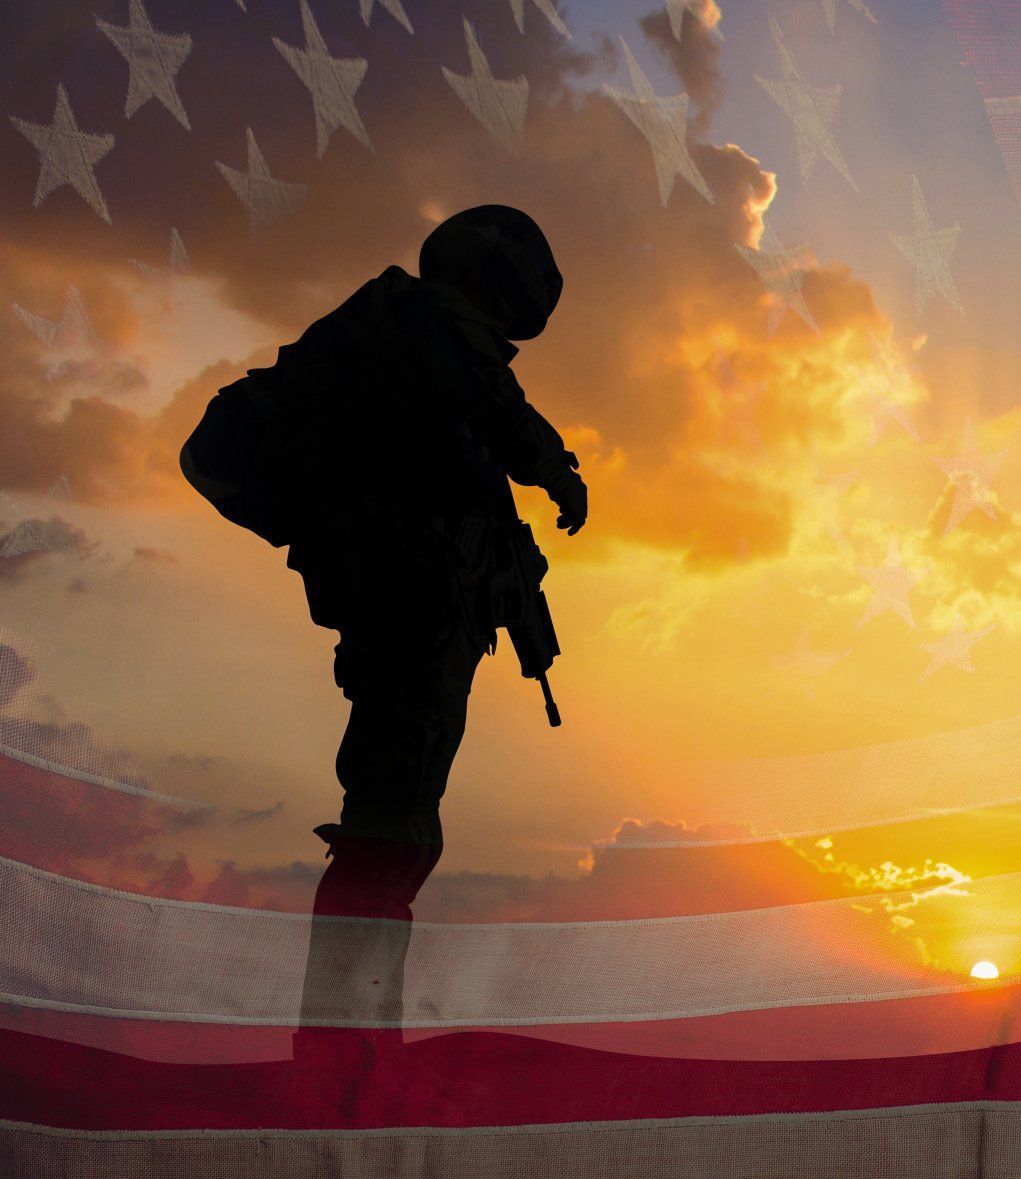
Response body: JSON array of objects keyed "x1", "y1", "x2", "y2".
[{"x1": 418, "y1": 205, "x2": 562, "y2": 340}]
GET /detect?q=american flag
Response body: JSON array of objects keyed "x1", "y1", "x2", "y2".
[{"x1": 4, "y1": 0, "x2": 1021, "y2": 1174}]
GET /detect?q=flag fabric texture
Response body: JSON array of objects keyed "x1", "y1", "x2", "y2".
[
  {"x1": 3, "y1": 733, "x2": 1021, "y2": 1177},
  {"x1": 7, "y1": 0, "x2": 1021, "y2": 1176}
]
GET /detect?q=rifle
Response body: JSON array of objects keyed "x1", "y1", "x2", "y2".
[{"x1": 450, "y1": 427, "x2": 563, "y2": 727}]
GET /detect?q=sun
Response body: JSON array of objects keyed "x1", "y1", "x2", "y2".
[{"x1": 970, "y1": 961, "x2": 1000, "y2": 980}]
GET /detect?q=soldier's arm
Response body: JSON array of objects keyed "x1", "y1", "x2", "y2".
[{"x1": 435, "y1": 319, "x2": 587, "y2": 532}]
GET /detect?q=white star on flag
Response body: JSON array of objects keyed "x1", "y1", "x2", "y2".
[
  {"x1": 11, "y1": 285, "x2": 93, "y2": 379},
  {"x1": 507, "y1": 0, "x2": 571, "y2": 39},
  {"x1": 602, "y1": 37, "x2": 713, "y2": 207},
  {"x1": 666, "y1": 0, "x2": 723, "y2": 41},
  {"x1": 46, "y1": 474, "x2": 73, "y2": 502},
  {"x1": 861, "y1": 390, "x2": 920, "y2": 444},
  {"x1": 0, "y1": 477, "x2": 73, "y2": 526},
  {"x1": 9, "y1": 84, "x2": 115, "y2": 223},
  {"x1": 983, "y1": 97, "x2": 1021, "y2": 208},
  {"x1": 96, "y1": 0, "x2": 193, "y2": 130},
  {"x1": 919, "y1": 616, "x2": 994, "y2": 681},
  {"x1": 0, "y1": 491, "x2": 26, "y2": 517},
  {"x1": 443, "y1": 20, "x2": 529, "y2": 156},
  {"x1": 215, "y1": 128, "x2": 309, "y2": 231},
  {"x1": 736, "y1": 220, "x2": 819, "y2": 334},
  {"x1": 131, "y1": 227, "x2": 189, "y2": 275},
  {"x1": 359, "y1": 0, "x2": 414, "y2": 35},
  {"x1": 821, "y1": 0, "x2": 876, "y2": 35},
  {"x1": 272, "y1": 0, "x2": 371, "y2": 157},
  {"x1": 773, "y1": 626, "x2": 852, "y2": 699},
  {"x1": 933, "y1": 419, "x2": 1007, "y2": 534},
  {"x1": 168, "y1": 226, "x2": 189, "y2": 270},
  {"x1": 756, "y1": 16, "x2": 857, "y2": 190},
  {"x1": 855, "y1": 539, "x2": 924, "y2": 629},
  {"x1": 890, "y1": 176, "x2": 964, "y2": 317}
]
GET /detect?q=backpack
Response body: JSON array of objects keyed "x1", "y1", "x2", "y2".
[
  {"x1": 180, "y1": 265, "x2": 497, "y2": 558},
  {"x1": 179, "y1": 372, "x2": 299, "y2": 548},
  {"x1": 179, "y1": 267, "x2": 419, "y2": 551}
]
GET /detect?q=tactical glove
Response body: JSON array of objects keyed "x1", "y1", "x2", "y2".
[{"x1": 547, "y1": 452, "x2": 587, "y2": 535}]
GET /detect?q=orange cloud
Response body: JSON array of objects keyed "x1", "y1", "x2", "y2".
[{"x1": 0, "y1": 0, "x2": 918, "y2": 580}]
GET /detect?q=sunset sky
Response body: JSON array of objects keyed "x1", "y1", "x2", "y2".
[{"x1": 5, "y1": 0, "x2": 1021, "y2": 1007}]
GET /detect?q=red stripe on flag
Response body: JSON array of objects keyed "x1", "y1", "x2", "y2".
[
  {"x1": 1, "y1": 1025, "x2": 1021, "y2": 1131},
  {"x1": 4, "y1": 983, "x2": 1021, "y2": 1066},
  {"x1": 942, "y1": 0, "x2": 1021, "y2": 97},
  {"x1": 0, "y1": 748, "x2": 207, "y2": 894}
]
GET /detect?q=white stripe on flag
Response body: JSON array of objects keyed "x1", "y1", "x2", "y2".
[
  {"x1": 681, "y1": 709, "x2": 1021, "y2": 843},
  {"x1": 0, "y1": 1103, "x2": 1013, "y2": 1178},
  {"x1": 0, "y1": 741, "x2": 193, "y2": 805},
  {"x1": 0, "y1": 854, "x2": 1015, "y2": 1027}
]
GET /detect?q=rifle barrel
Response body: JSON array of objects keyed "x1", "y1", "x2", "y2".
[{"x1": 538, "y1": 671, "x2": 562, "y2": 728}]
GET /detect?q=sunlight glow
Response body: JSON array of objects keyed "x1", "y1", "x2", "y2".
[{"x1": 970, "y1": 961, "x2": 1000, "y2": 980}]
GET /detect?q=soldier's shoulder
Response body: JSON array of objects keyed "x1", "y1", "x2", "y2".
[
  {"x1": 413, "y1": 281, "x2": 512, "y2": 364},
  {"x1": 311, "y1": 265, "x2": 413, "y2": 322},
  {"x1": 340, "y1": 264, "x2": 416, "y2": 315},
  {"x1": 374, "y1": 264, "x2": 416, "y2": 293}
]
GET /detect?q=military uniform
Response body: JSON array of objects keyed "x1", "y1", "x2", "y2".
[
  {"x1": 281, "y1": 207, "x2": 586, "y2": 1075},
  {"x1": 245, "y1": 207, "x2": 585, "y2": 848},
  {"x1": 181, "y1": 207, "x2": 585, "y2": 1069}
]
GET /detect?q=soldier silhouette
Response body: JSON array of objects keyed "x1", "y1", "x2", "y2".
[
  {"x1": 260, "y1": 202, "x2": 580, "y2": 848},
  {"x1": 180, "y1": 205, "x2": 586, "y2": 1093}
]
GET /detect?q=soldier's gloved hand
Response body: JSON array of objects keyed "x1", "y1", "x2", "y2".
[{"x1": 549, "y1": 454, "x2": 587, "y2": 536}]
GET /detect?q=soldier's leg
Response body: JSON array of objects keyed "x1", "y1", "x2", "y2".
[
  {"x1": 297, "y1": 829, "x2": 441, "y2": 1023},
  {"x1": 294, "y1": 616, "x2": 483, "y2": 1069},
  {"x1": 334, "y1": 615, "x2": 484, "y2": 845}
]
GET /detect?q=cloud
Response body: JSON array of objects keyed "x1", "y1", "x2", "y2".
[
  {"x1": 0, "y1": 643, "x2": 34, "y2": 710},
  {"x1": 0, "y1": 636, "x2": 160, "y2": 792},
  {"x1": 0, "y1": 742, "x2": 215, "y2": 870},
  {"x1": 200, "y1": 859, "x2": 321, "y2": 909},
  {"x1": 0, "y1": 514, "x2": 103, "y2": 581},
  {"x1": 231, "y1": 800, "x2": 286, "y2": 825},
  {"x1": 0, "y1": 331, "x2": 254, "y2": 509},
  {"x1": 140, "y1": 852, "x2": 195, "y2": 898},
  {"x1": 599, "y1": 815, "x2": 756, "y2": 846},
  {"x1": 0, "y1": 639, "x2": 333, "y2": 909},
  {"x1": 164, "y1": 750, "x2": 228, "y2": 774},
  {"x1": 43, "y1": 357, "x2": 148, "y2": 399},
  {"x1": 0, "y1": 641, "x2": 216, "y2": 868},
  {"x1": 412, "y1": 811, "x2": 858, "y2": 923},
  {"x1": 0, "y1": 0, "x2": 906, "y2": 574},
  {"x1": 639, "y1": 4, "x2": 724, "y2": 136},
  {"x1": 131, "y1": 546, "x2": 180, "y2": 565}
]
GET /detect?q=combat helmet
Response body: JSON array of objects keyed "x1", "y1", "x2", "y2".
[{"x1": 418, "y1": 204, "x2": 563, "y2": 340}]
